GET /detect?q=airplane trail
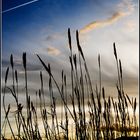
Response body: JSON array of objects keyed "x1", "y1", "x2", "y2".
[{"x1": 2, "y1": 0, "x2": 40, "y2": 13}]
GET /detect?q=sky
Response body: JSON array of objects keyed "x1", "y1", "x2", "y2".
[{"x1": 2, "y1": 0, "x2": 139, "y2": 101}]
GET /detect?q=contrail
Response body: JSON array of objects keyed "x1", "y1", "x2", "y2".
[{"x1": 2, "y1": 0, "x2": 40, "y2": 13}]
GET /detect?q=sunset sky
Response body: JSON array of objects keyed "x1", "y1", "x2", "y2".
[{"x1": 2, "y1": 0, "x2": 139, "y2": 100}]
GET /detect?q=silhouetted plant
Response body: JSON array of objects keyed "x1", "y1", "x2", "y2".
[{"x1": 1, "y1": 29, "x2": 138, "y2": 140}]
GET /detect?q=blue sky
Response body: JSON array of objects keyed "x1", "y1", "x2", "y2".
[{"x1": 2, "y1": 0, "x2": 139, "y2": 97}]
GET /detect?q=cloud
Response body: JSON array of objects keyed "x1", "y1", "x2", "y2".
[
  {"x1": 117, "y1": 0, "x2": 135, "y2": 14},
  {"x1": 46, "y1": 34, "x2": 61, "y2": 41},
  {"x1": 46, "y1": 46, "x2": 61, "y2": 56},
  {"x1": 80, "y1": 0, "x2": 135, "y2": 34},
  {"x1": 80, "y1": 12, "x2": 125, "y2": 33},
  {"x1": 124, "y1": 20, "x2": 136, "y2": 32},
  {"x1": 45, "y1": 32, "x2": 65, "y2": 42}
]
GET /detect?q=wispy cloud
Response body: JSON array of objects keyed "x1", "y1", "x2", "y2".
[
  {"x1": 46, "y1": 34, "x2": 62, "y2": 42},
  {"x1": 45, "y1": 46, "x2": 61, "y2": 56},
  {"x1": 45, "y1": 32, "x2": 66, "y2": 42},
  {"x1": 80, "y1": 12, "x2": 125, "y2": 33},
  {"x1": 80, "y1": 0, "x2": 135, "y2": 34},
  {"x1": 124, "y1": 20, "x2": 136, "y2": 32}
]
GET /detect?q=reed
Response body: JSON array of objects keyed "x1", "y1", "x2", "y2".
[{"x1": 1, "y1": 29, "x2": 138, "y2": 140}]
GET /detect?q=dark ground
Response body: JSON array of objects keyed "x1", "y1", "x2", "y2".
[{"x1": 114, "y1": 136, "x2": 139, "y2": 140}]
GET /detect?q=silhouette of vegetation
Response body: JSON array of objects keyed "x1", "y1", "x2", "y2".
[{"x1": 1, "y1": 29, "x2": 138, "y2": 140}]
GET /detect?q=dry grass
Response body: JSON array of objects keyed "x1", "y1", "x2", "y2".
[{"x1": 1, "y1": 29, "x2": 138, "y2": 140}]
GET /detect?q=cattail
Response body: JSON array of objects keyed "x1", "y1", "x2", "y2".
[
  {"x1": 116, "y1": 85, "x2": 122, "y2": 99},
  {"x1": 104, "y1": 100, "x2": 107, "y2": 110},
  {"x1": 103, "y1": 111, "x2": 106, "y2": 120},
  {"x1": 76, "y1": 30, "x2": 80, "y2": 48},
  {"x1": 29, "y1": 110, "x2": 32, "y2": 120},
  {"x1": 69, "y1": 56, "x2": 73, "y2": 70},
  {"x1": 39, "y1": 89, "x2": 41, "y2": 99},
  {"x1": 10, "y1": 54, "x2": 14, "y2": 69},
  {"x1": 49, "y1": 77, "x2": 51, "y2": 89},
  {"x1": 15, "y1": 70, "x2": 18, "y2": 83},
  {"x1": 134, "y1": 98, "x2": 136, "y2": 113},
  {"x1": 98, "y1": 99, "x2": 101, "y2": 113},
  {"x1": 28, "y1": 96, "x2": 30, "y2": 110},
  {"x1": 40, "y1": 71, "x2": 43, "y2": 86},
  {"x1": 118, "y1": 102, "x2": 122, "y2": 112},
  {"x1": 73, "y1": 54, "x2": 77, "y2": 69},
  {"x1": 119, "y1": 59, "x2": 122, "y2": 78},
  {"x1": 98, "y1": 54, "x2": 100, "y2": 68},
  {"x1": 23, "y1": 52, "x2": 26, "y2": 70},
  {"x1": 113, "y1": 42, "x2": 117, "y2": 60},
  {"x1": 102, "y1": 87, "x2": 105, "y2": 99},
  {"x1": 68, "y1": 28, "x2": 72, "y2": 50},
  {"x1": 44, "y1": 109, "x2": 47, "y2": 117},
  {"x1": 62, "y1": 70, "x2": 63, "y2": 79},
  {"x1": 64, "y1": 75, "x2": 66, "y2": 86},
  {"x1": 18, "y1": 104, "x2": 23, "y2": 112},
  {"x1": 5, "y1": 67, "x2": 9, "y2": 84},
  {"x1": 31, "y1": 101, "x2": 34, "y2": 111},
  {"x1": 76, "y1": 30, "x2": 85, "y2": 60},
  {"x1": 48, "y1": 63, "x2": 51, "y2": 75}
]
